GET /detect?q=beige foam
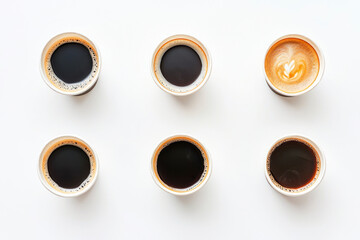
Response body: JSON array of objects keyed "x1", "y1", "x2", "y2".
[{"x1": 265, "y1": 38, "x2": 320, "y2": 93}]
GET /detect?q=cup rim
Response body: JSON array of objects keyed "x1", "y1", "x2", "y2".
[
  {"x1": 264, "y1": 135, "x2": 326, "y2": 197},
  {"x1": 38, "y1": 135, "x2": 99, "y2": 198},
  {"x1": 150, "y1": 135, "x2": 212, "y2": 196},
  {"x1": 40, "y1": 32, "x2": 102, "y2": 96},
  {"x1": 151, "y1": 34, "x2": 212, "y2": 96},
  {"x1": 263, "y1": 34, "x2": 325, "y2": 97}
]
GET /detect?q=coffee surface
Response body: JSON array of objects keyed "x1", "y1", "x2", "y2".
[
  {"x1": 269, "y1": 139, "x2": 317, "y2": 189},
  {"x1": 265, "y1": 38, "x2": 320, "y2": 93},
  {"x1": 50, "y1": 42, "x2": 93, "y2": 84},
  {"x1": 157, "y1": 141, "x2": 204, "y2": 189},
  {"x1": 160, "y1": 45, "x2": 202, "y2": 86},
  {"x1": 47, "y1": 144, "x2": 91, "y2": 189}
]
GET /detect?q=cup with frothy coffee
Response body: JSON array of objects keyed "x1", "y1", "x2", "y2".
[
  {"x1": 40, "y1": 32, "x2": 101, "y2": 96},
  {"x1": 264, "y1": 34, "x2": 324, "y2": 96},
  {"x1": 38, "y1": 136, "x2": 99, "y2": 197}
]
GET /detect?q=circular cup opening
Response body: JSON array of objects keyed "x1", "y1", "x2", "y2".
[
  {"x1": 151, "y1": 135, "x2": 212, "y2": 196},
  {"x1": 151, "y1": 35, "x2": 212, "y2": 96},
  {"x1": 265, "y1": 135, "x2": 326, "y2": 197},
  {"x1": 38, "y1": 136, "x2": 99, "y2": 197},
  {"x1": 263, "y1": 34, "x2": 325, "y2": 97},
  {"x1": 40, "y1": 32, "x2": 101, "y2": 96}
]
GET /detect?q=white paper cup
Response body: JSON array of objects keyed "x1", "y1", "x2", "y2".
[
  {"x1": 265, "y1": 135, "x2": 326, "y2": 197},
  {"x1": 40, "y1": 32, "x2": 101, "y2": 96},
  {"x1": 151, "y1": 35, "x2": 212, "y2": 96},
  {"x1": 151, "y1": 135, "x2": 212, "y2": 196},
  {"x1": 38, "y1": 136, "x2": 99, "y2": 197},
  {"x1": 264, "y1": 34, "x2": 325, "y2": 97}
]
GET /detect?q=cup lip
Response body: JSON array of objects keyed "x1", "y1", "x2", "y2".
[
  {"x1": 40, "y1": 32, "x2": 102, "y2": 96},
  {"x1": 264, "y1": 135, "x2": 326, "y2": 197},
  {"x1": 263, "y1": 34, "x2": 325, "y2": 97},
  {"x1": 151, "y1": 34, "x2": 212, "y2": 96},
  {"x1": 150, "y1": 134, "x2": 212, "y2": 196},
  {"x1": 38, "y1": 135, "x2": 99, "y2": 198}
]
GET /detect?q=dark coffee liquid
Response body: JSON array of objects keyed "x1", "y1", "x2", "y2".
[
  {"x1": 50, "y1": 43, "x2": 93, "y2": 84},
  {"x1": 157, "y1": 141, "x2": 205, "y2": 189},
  {"x1": 160, "y1": 45, "x2": 202, "y2": 86},
  {"x1": 269, "y1": 140, "x2": 317, "y2": 189},
  {"x1": 47, "y1": 145, "x2": 91, "y2": 189}
]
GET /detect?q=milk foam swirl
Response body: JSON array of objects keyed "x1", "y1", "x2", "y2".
[
  {"x1": 275, "y1": 53, "x2": 306, "y2": 83},
  {"x1": 265, "y1": 37, "x2": 320, "y2": 94}
]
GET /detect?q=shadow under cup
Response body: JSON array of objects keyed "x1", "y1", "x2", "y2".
[
  {"x1": 151, "y1": 35, "x2": 212, "y2": 96},
  {"x1": 38, "y1": 136, "x2": 98, "y2": 197},
  {"x1": 265, "y1": 136, "x2": 326, "y2": 196},
  {"x1": 151, "y1": 135, "x2": 212, "y2": 196}
]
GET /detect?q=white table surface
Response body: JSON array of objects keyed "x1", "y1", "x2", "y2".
[{"x1": 1, "y1": 0, "x2": 359, "y2": 239}]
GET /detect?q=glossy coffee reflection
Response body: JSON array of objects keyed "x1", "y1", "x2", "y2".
[
  {"x1": 151, "y1": 135, "x2": 211, "y2": 195},
  {"x1": 160, "y1": 45, "x2": 202, "y2": 87},
  {"x1": 157, "y1": 141, "x2": 205, "y2": 189},
  {"x1": 265, "y1": 136, "x2": 325, "y2": 196},
  {"x1": 269, "y1": 139, "x2": 317, "y2": 189}
]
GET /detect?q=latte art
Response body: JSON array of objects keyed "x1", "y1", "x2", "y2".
[
  {"x1": 277, "y1": 58, "x2": 304, "y2": 83},
  {"x1": 265, "y1": 37, "x2": 320, "y2": 94}
]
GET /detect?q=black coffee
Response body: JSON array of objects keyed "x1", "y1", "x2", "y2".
[
  {"x1": 269, "y1": 140, "x2": 317, "y2": 189},
  {"x1": 160, "y1": 45, "x2": 202, "y2": 86},
  {"x1": 50, "y1": 43, "x2": 93, "y2": 84},
  {"x1": 157, "y1": 141, "x2": 205, "y2": 189},
  {"x1": 47, "y1": 145, "x2": 91, "y2": 189}
]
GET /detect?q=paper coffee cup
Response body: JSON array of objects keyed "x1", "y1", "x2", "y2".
[
  {"x1": 264, "y1": 34, "x2": 325, "y2": 97},
  {"x1": 265, "y1": 135, "x2": 326, "y2": 197},
  {"x1": 151, "y1": 35, "x2": 212, "y2": 96},
  {"x1": 151, "y1": 135, "x2": 212, "y2": 196},
  {"x1": 38, "y1": 136, "x2": 99, "y2": 197},
  {"x1": 40, "y1": 32, "x2": 101, "y2": 96}
]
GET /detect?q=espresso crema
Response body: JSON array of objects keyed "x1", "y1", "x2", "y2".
[{"x1": 41, "y1": 33, "x2": 100, "y2": 95}]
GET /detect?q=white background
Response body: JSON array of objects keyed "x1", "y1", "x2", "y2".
[{"x1": 0, "y1": 0, "x2": 359, "y2": 239}]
